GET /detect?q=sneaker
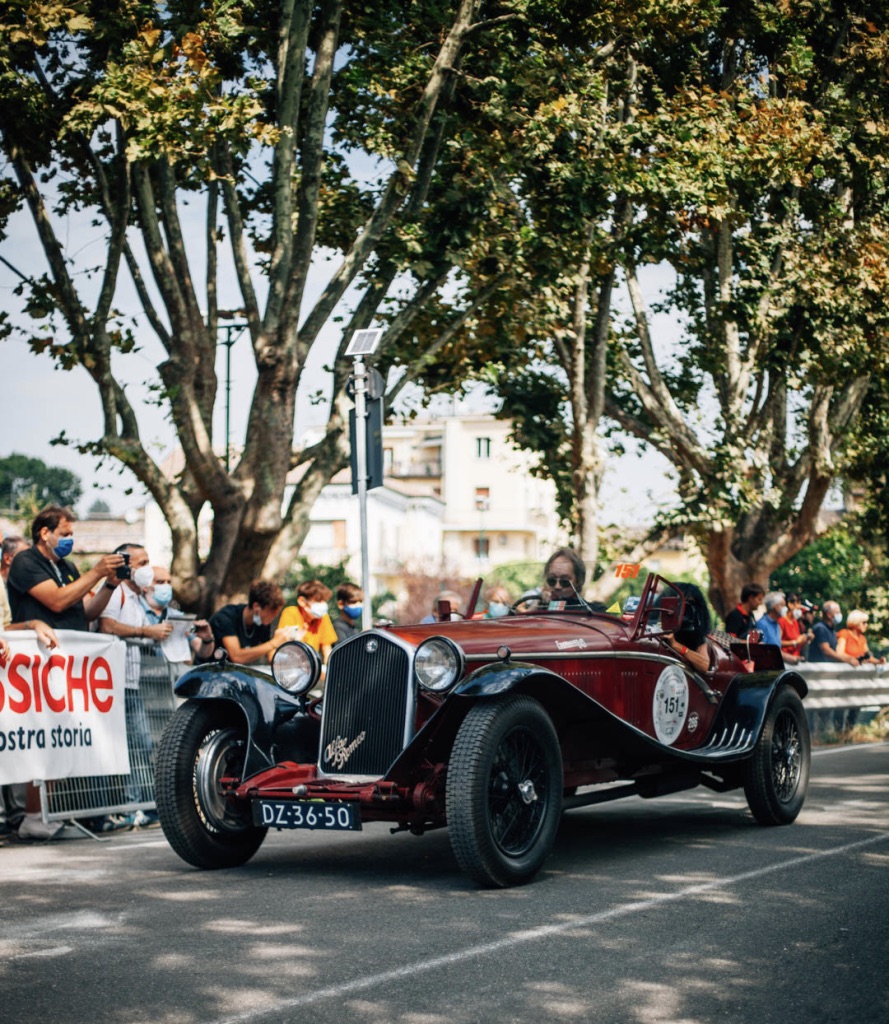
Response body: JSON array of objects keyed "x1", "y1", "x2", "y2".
[
  {"x1": 130, "y1": 809, "x2": 159, "y2": 828},
  {"x1": 17, "y1": 814, "x2": 64, "y2": 841},
  {"x1": 99, "y1": 815, "x2": 133, "y2": 833}
]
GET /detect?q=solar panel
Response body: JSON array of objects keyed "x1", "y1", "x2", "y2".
[{"x1": 344, "y1": 328, "x2": 383, "y2": 356}]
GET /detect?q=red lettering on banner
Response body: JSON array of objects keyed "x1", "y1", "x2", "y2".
[
  {"x1": 614, "y1": 562, "x2": 641, "y2": 579},
  {"x1": 68, "y1": 656, "x2": 91, "y2": 713},
  {"x1": 7, "y1": 655, "x2": 32, "y2": 713},
  {"x1": 0, "y1": 652, "x2": 117, "y2": 715},
  {"x1": 90, "y1": 658, "x2": 113, "y2": 713},
  {"x1": 31, "y1": 657, "x2": 43, "y2": 713},
  {"x1": 41, "y1": 654, "x2": 67, "y2": 714}
]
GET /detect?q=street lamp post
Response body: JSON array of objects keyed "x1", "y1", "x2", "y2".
[
  {"x1": 216, "y1": 310, "x2": 248, "y2": 472},
  {"x1": 476, "y1": 496, "x2": 489, "y2": 570},
  {"x1": 345, "y1": 328, "x2": 384, "y2": 632}
]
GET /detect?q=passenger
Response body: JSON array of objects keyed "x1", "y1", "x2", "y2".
[
  {"x1": 542, "y1": 548, "x2": 586, "y2": 605},
  {"x1": 483, "y1": 586, "x2": 512, "y2": 618},
  {"x1": 420, "y1": 590, "x2": 463, "y2": 623},
  {"x1": 663, "y1": 582, "x2": 711, "y2": 674}
]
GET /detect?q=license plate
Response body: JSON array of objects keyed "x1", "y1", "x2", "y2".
[{"x1": 253, "y1": 799, "x2": 361, "y2": 831}]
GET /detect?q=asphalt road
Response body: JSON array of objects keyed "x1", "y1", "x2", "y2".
[{"x1": 1, "y1": 742, "x2": 887, "y2": 1024}]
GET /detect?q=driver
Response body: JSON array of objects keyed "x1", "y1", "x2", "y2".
[
  {"x1": 542, "y1": 548, "x2": 586, "y2": 606},
  {"x1": 662, "y1": 581, "x2": 711, "y2": 673}
]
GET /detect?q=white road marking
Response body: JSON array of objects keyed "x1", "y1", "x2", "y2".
[{"x1": 211, "y1": 830, "x2": 889, "y2": 1024}]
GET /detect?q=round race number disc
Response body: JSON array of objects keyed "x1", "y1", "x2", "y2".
[{"x1": 652, "y1": 664, "x2": 689, "y2": 745}]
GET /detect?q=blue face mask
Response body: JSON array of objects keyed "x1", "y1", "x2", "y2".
[
  {"x1": 53, "y1": 536, "x2": 74, "y2": 559},
  {"x1": 343, "y1": 603, "x2": 363, "y2": 620},
  {"x1": 153, "y1": 583, "x2": 173, "y2": 607},
  {"x1": 487, "y1": 601, "x2": 509, "y2": 618}
]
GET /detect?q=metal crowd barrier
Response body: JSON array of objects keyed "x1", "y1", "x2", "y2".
[
  {"x1": 796, "y1": 662, "x2": 889, "y2": 736},
  {"x1": 39, "y1": 639, "x2": 180, "y2": 826}
]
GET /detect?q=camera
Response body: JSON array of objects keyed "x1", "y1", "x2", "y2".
[{"x1": 117, "y1": 551, "x2": 131, "y2": 580}]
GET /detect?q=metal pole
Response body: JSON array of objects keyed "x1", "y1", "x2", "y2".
[
  {"x1": 224, "y1": 327, "x2": 233, "y2": 472},
  {"x1": 353, "y1": 355, "x2": 371, "y2": 632}
]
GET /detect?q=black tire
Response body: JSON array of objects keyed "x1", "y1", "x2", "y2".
[
  {"x1": 446, "y1": 695, "x2": 563, "y2": 888},
  {"x1": 156, "y1": 701, "x2": 267, "y2": 869},
  {"x1": 744, "y1": 685, "x2": 811, "y2": 826}
]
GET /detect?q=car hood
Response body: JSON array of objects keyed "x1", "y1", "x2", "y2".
[{"x1": 385, "y1": 612, "x2": 625, "y2": 659}]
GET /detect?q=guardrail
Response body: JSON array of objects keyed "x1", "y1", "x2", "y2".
[
  {"x1": 795, "y1": 662, "x2": 889, "y2": 736},
  {"x1": 39, "y1": 639, "x2": 179, "y2": 827}
]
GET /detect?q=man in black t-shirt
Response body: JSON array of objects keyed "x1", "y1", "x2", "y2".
[
  {"x1": 205, "y1": 580, "x2": 288, "y2": 665},
  {"x1": 724, "y1": 583, "x2": 764, "y2": 638},
  {"x1": 7, "y1": 505, "x2": 126, "y2": 630}
]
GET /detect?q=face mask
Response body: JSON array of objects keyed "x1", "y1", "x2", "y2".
[
  {"x1": 777, "y1": 606, "x2": 787, "y2": 619},
  {"x1": 309, "y1": 601, "x2": 329, "y2": 620},
  {"x1": 152, "y1": 583, "x2": 173, "y2": 607},
  {"x1": 343, "y1": 603, "x2": 363, "y2": 620},
  {"x1": 793, "y1": 608, "x2": 803, "y2": 620},
  {"x1": 488, "y1": 601, "x2": 509, "y2": 618},
  {"x1": 53, "y1": 535, "x2": 74, "y2": 559},
  {"x1": 133, "y1": 565, "x2": 155, "y2": 589},
  {"x1": 253, "y1": 611, "x2": 264, "y2": 627},
  {"x1": 833, "y1": 613, "x2": 843, "y2": 626}
]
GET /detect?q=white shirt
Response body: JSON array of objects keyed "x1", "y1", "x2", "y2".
[{"x1": 101, "y1": 584, "x2": 149, "y2": 687}]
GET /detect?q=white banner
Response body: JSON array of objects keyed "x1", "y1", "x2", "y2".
[{"x1": 0, "y1": 629, "x2": 130, "y2": 785}]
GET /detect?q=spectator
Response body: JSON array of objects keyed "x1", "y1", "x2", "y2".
[
  {"x1": 5, "y1": 506, "x2": 126, "y2": 840},
  {"x1": 837, "y1": 611, "x2": 886, "y2": 665},
  {"x1": 662, "y1": 582, "x2": 712, "y2": 674},
  {"x1": 141, "y1": 565, "x2": 175, "y2": 624},
  {"x1": 799, "y1": 598, "x2": 818, "y2": 638},
  {"x1": 420, "y1": 589, "x2": 464, "y2": 623},
  {"x1": 779, "y1": 593, "x2": 813, "y2": 661},
  {"x1": 484, "y1": 586, "x2": 512, "y2": 618},
  {"x1": 206, "y1": 580, "x2": 288, "y2": 665},
  {"x1": 543, "y1": 548, "x2": 586, "y2": 605},
  {"x1": 0, "y1": 533, "x2": 58, "y2": 648},
  {"x1": 99, "y1": 545, "x2": 174, "y2": 645},
  {"x1": 1, "y1": 535, "x2": 58, "y2": 837},
  {"x1": 7, "y1": 505, "x2": 126, "y2": 631},
  {"x1": 279, "y1": 580, "x2": 338, "y2": 663},
  {"x1": 724, "y1": 583, "x2": 764, "y2": 638},
  {"x1": 98, "y1": 544, "x2": 174, "y2": 827},
  {"x1": 331, "y1": 582, "x2": 364, "y2": 643},
  {"x1": 755, "y1": 592, "x2": 790, "y2": 660},
  {"x1": 808, "y1": 601, "x2": 859, "y2": 666}
]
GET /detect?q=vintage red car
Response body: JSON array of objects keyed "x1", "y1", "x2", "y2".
[{"x1": 156, "y1": 573, "x2": 811, "y2": 888}]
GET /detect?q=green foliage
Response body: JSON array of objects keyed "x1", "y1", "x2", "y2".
[{"x1": 0, "y1": 453, "x2": 82, "y2": 511}]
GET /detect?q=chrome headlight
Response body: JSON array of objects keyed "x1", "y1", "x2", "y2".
[
  {"x1": 272, "y1": 641, "x2": 321, "y2": 696},
  {"x1": 415, "y1": 636, "x2": 465, "y2": 693}
]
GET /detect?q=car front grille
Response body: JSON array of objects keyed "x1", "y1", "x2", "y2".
[{"x1": 318, "y1": 632, "x2": 414, "y2": 778}]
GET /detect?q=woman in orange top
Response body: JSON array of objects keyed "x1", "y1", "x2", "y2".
[{"x1": 836, "y1": 610, "x2": 885, "y2": 665}]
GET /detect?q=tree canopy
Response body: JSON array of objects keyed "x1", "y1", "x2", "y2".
[
  {"x1": 4, "y1": 1, "x2": 889, "y2": 615},
  {"x1": 450, "y1": 0, "x2": 889, "y2": 614},
  {"x1": 0, "y1": 452, "x2": 81, "y2": 512}
]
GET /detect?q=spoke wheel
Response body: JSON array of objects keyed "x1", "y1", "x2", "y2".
[
  {"x1": 447, "y1": 696, "x2": 562, "y2": 888},
  {"x1": 156, "y1": 702, "x2": 267, "y2": 869},
  {"x1": 744, "y1": 685, "x2": 810, "y2": 826}
]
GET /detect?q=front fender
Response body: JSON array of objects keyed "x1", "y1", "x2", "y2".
[
  {"x1": 174, "y1": 664, "x2": 312, "y2": 779},
  {"x1": 384, "y1": 661, "x2": 609, "y2": 784}
]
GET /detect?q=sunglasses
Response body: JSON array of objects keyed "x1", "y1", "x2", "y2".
[{"x1": 546, "y1": 576, "x2": 574, "y2": 588}]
